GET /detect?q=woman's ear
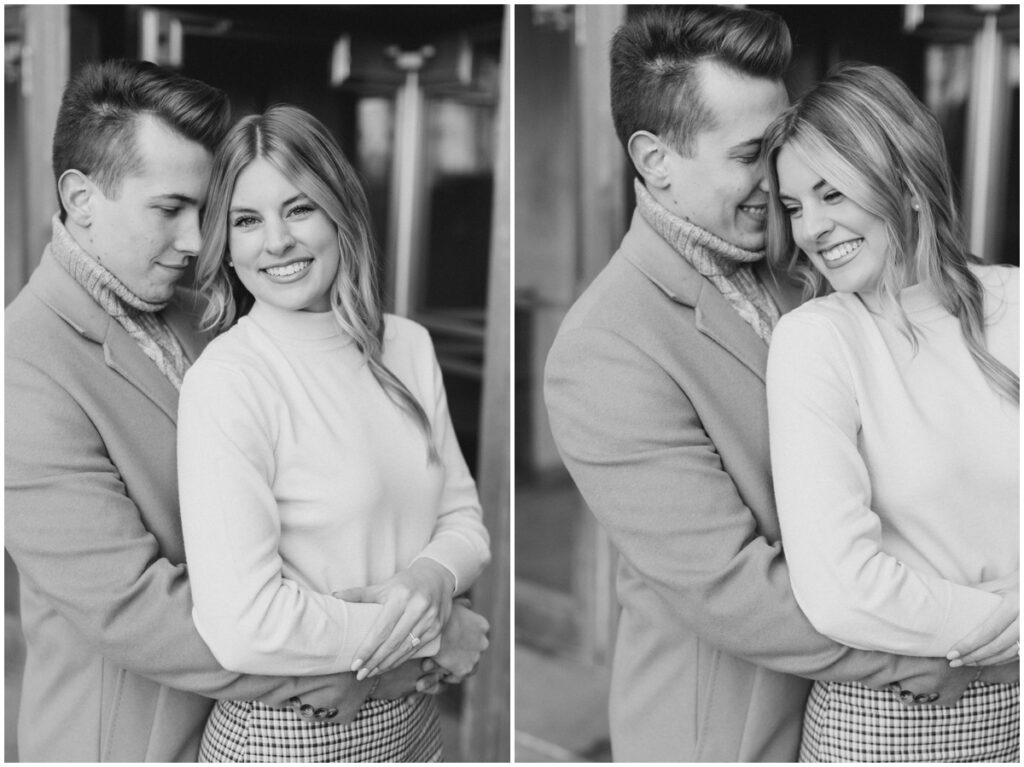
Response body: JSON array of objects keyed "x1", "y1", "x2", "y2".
[
  {"x1": 58, "y1": 170, "x2": 96, "y2": 228},
  {"x1": 627, "y1": 131, "x2": 671, "y2": 190}
]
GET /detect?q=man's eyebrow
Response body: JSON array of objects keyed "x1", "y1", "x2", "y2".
[
  {"x1": 149, "y1": 193, "x2": 199, "y2": 205},
  {"x1": 728, "y1": 138, "x2": 763, "y2": 154}
]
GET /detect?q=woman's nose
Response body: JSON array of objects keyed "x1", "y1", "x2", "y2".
[
  {"x1": 802, "y1": 206, "x2": 835, "y2": 243},
  {"x1": 264, "y1": 220, "x2": 296, "y2": 256}
]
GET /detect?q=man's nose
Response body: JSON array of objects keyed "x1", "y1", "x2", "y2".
[{"x1": 175, "y1": 209, "x2": 202, "y2": 257}]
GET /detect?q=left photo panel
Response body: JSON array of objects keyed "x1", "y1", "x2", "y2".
[{"x1": 4, "y1": 4, "x2": 510, "y2": 762}]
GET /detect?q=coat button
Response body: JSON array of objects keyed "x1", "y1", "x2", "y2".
[
  {"x1": 314, "y1": 708, "x2": 328, "y2": 720},
  {"x1": 325, "y1": 707, "x2": 339, "y2": 719},
  {"x1": 926, "y1": 692, "x2": 940, "y2": 703},
  {"x1": 899, "y1": 690, "x2": 914, "y2": 702},
  {"x1": 299, "y1": 704, "x2": 315, "y2": 719}
]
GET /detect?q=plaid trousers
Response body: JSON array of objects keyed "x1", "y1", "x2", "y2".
[
  {"x1": 199, "y1": 693, "x2": 442, "y2": 763},
  {"x1": 800, "y1": 680, "x2": 1020, "y2": 762}
]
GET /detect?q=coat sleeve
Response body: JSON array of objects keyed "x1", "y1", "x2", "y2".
[
  {"x1": 412, "y1": 331, "x2": 492, "y2": 593},
  {"x1": 766, "y1": 313, "x2": 1001, "y2": 656},
  {"x1": 543, "y1": 323, "x2": 971, "y2": 691},
  {"x1": 4, "y1": 353, "x2": 373, "y2": 719}
]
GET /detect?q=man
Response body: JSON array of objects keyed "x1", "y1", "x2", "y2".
[
  {"x1": 544, "y1": 8, "x2": 1002, "y2": 762},
  {"x1": 5, "y1": 59, "x2": 441, "y2": 762}
]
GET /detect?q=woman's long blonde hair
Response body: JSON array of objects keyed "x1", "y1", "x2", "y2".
[
  {"x1": 763, "y1": 63, "x2": 1018, "y2": 404},
  {"x1": 196, "y1": 104, "x2": 440, "y2": 462}
]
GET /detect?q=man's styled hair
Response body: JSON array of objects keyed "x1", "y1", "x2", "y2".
[
  {"x1": 52, "y1": 59, "x2": 230, "y2": 217},
  {"x1": 610, "y1": 6, "x2": 791, "y2": 155}
]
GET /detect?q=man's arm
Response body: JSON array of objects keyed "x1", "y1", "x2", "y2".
[
  {"x1": 4, "y1": 355, "x2": 367, "y2": 716},
  {"x1": 544, "y1": 325, "x2": 976, "y2": 698}
]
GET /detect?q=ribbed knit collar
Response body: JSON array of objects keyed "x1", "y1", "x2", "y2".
[{"x1": 634, "y1": 179, "x2": 764, "y2": 275}]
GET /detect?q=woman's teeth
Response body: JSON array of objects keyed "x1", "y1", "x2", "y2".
[
  {"x1": 263, "y1": 260, "x2": 311, "y2": 277},
  {"x1": 821, "y1": 239, "x2": 862, "y2": 263}
]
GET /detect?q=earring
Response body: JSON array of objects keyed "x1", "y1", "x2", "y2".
[
  {"x1": 227, "y1": 259, "x2": 234, "y2": 267},
  {"x1": 911, "y1": 202, "x2": 920, "y2": 212}
]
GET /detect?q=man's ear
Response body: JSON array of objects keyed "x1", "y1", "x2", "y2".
[
  {"x1": 627, "y1": 131, "x2": 670, "y2": 189},
  {"x1": 57, "y1": 170, "x2": 96, "y2": 228}
]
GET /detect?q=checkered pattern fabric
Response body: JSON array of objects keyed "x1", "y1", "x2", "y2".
[
  {"x1": 800, "y1": 680, "x2": 1020, "y2": 762},
  {"x1": 199, "y1": 693, "x2": 442, "y2": 762}
]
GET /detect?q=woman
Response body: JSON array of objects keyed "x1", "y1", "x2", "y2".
[
  {"x1": 177, "y1": 105, "x2": 491, "y2": 762},
  {"x1": 763, "y1": 64, "x2": 1019, "y2": 761}
]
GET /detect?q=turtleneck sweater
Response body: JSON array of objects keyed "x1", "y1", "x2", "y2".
[
  {"x1": 177, "y1": 301, "x2": 490, "y2": 675},
  {"x1": 767, "y1": 264, "x2": 1018, "y2": 657},
  {"x1": 47, "y1": 214, "x2": 188, "y2": 388},
  {"x1": 635, "y1": 180, "x2": 780, "y2": 344}
]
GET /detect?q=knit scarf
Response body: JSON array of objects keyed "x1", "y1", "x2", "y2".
[
  {"x1": 635, "y1": 180, "x2": 780, "y2": 344},
  {"x1": 47, "y1": 215, "x2": 189, "y2": 390}
]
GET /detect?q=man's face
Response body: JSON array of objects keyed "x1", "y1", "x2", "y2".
[
  {"x1": 659, "y1": 61, "x2": 788, "y2": 251},
  {"x1": 84, "y1": 114, "x2": 212, "y2": 304}
]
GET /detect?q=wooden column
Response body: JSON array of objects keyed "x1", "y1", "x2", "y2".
[{"x1": 461, "y1": 7, "x2": 510, "y2": 762}]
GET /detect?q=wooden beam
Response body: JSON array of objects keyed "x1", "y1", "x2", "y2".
[{"x1": 460, "y1": 6, "x2": 510, "y2": 762}]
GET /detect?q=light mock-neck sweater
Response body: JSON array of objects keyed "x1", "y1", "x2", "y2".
[
  {"x1": 177, "y1": 301, "x2": 490, "y2": 675},
  {"x1": 767, "y1": 264, "x2": 1018, "y2": 657}
]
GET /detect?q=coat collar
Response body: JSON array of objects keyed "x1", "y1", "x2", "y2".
[
  {"x1": 619, "y1": 209, "x2": 803, "y2": 382},
  {"x1": 28, "y1": 249, "x2": 208, "y2": 423}
]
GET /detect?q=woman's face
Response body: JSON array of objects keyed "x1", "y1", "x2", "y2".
[
  {"x1": 775, "y1": 143, "x2": 890, "y2": 295},
  {"x1": 227, "y1": 157, "x2": 340, "y2": 313}
]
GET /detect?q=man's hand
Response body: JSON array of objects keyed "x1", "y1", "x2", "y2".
[
  {"x1": 432, "y1": 602, "x2": 489, "y2": 678},
  {"x1": 886, "y1": 662, "x2": 976, "y2": 708},
  {"x1": 947, "y1": 574, "x2": 1019, "y2": 667},
  {"x1": 977, "y1": 659, "x2": 1020, "y2": 686},
  {"x1": 334, "y1": 558, "x2": 456, "y2": 679},
  {"x1": 371, "y1": 658, "x2": 447, "y2": 701}
]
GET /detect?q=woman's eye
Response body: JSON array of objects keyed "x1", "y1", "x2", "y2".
[
  {"x1": 783, "y1": 205, "x2": 801, "y2": 218},
  {"x1": 824, "y1": 189, "x2": 845, "y2": 204},
  {"x1": 737, "y1": 153, "x2": 759, "y2": 165},
  {"x1": 288, "y1": 204, "x2": 315, "y2": 218},
  {"x1": 231, "y1": 215, "x2": 259, "y2": 228},
  {"x1": 157, "y1": 207, "x2": 181, "y2": 217}
]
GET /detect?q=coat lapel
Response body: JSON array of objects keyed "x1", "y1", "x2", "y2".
[
  {"x1": 621, "y1": 210, "x2": 772, "y2": 383},
  {"x1": 29, "y1": 251, "x2": 189, "y2": 424}
]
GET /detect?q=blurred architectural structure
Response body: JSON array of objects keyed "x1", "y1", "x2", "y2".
[{"x1": 514, "y1": 4, "x2": 1018, "y2": 761}]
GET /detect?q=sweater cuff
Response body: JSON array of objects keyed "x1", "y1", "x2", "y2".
[
  {"x1": 937, "y1": 582, "x2": 1003, "y2": 656},
  {"x1": 412, "y1": 539, "x2": 484, "y2": 596}
]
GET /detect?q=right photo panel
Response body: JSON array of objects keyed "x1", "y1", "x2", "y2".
[{"x1": 515, "y1": 4, "x2": 1020, "y2": 763}]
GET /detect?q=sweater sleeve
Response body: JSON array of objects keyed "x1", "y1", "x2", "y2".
[
  {"x1": 766, "y1": 312, "x2": 1001, "y2": 657},
  {"x1": 410, "y1": 331, "x2": 492, "y2": 594},
  {"x1": 178, "y1": 358, "x2": 388, "y2": 675}
]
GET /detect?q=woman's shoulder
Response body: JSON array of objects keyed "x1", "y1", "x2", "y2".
[
  {"x1": 184, "y1": 318, "x2": 271, "y2": 387},
  {"x1": 778, "y1": 292, "x2": 863, "y2": 334}
]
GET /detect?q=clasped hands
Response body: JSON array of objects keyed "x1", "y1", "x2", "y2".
[
  {"x1": 333, "y1": 559, "x2": 490, "y2": 698},
  {"x1": 890, "y1": 573, "x2": 1018, "y2": 708}
]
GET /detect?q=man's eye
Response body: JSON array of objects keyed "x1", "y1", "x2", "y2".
[{"x1": 158, "y1": 207, "x2": 181, "y2": 217}]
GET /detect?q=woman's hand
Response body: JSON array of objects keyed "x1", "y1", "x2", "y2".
[
  {"x1": 334, "y1": 558, "x2": 455, "y2": 679},
  {"x1": 432, "y1": 601, "x2": 490, "y2": 679},
  {"x1": 947, "y1": 574, "x2": 1019, "y2": 667}
]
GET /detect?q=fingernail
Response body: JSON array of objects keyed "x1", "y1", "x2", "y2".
[
  {"x1": 947, "y1": 651, "x2": 960, "y2": 660},
  {"x1": 368, "y1": 667, "x2": 379, "y2": 678},
  {"x1": 356, "y1": 668, "x2": 369, "y2": 681},
  {"x1": 351, "y1": 659, "x2": 363, "y2": 672},
  {"x1": 949, "y1": 659, "x2": 963, "y2": 668}
]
